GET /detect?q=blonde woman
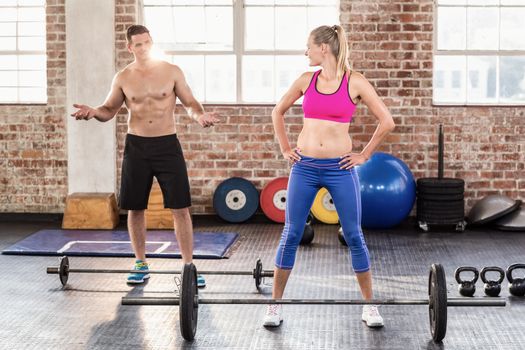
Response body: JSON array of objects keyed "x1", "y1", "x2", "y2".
[{"x1": 264, "y1": 25, "x2": 395, "y2": 328}]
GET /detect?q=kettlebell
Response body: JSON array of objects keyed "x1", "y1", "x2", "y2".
[
  {"x1": 480, "y1": 266, "x2": 505, "y2": 297},
  {"x1": 506, "y1": 263, "x2": 525, "y2": 297},
  {"x1": 337, "y1": 226, "x2": 347, "y2": 246},
  {"x1": 454, "y1": 266, "x2": 479, "y2": 297},
  {"x1": 300, "y1": 214, "x2": 314, "y2": 245}
]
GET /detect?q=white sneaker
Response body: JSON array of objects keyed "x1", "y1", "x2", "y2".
[
  {"x1": 361, "y1": 305, "x2": 384, "y2": 328},
  {"x1": 263, "y1": 304, "x2": 283, "y2": 327}
]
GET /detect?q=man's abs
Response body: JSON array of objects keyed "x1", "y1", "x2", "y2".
[{"x1": 125, "y1": 92, "x2": 178, "y2": 137}]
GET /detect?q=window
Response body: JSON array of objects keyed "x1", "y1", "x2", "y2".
[
  {"x1": 0, "y1": 0, "x2": 46, "y2": 103},
  {"x1": 434, "y1": 0, "x2": 525, "y2": 105},
  {"x1": 143, "y1": 0, "x2": 339, "y2": 103}
]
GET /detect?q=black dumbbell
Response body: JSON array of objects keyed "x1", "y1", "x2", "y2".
[
  {"x1": 454, "y1": 266, "x2": 479, "y2": 297},
  {"x1": 506, "y1": 263, "x2": 525, "y2": 297},
  {"x1": 480, "y1": 266, "x2": 505, "y2": 297}
]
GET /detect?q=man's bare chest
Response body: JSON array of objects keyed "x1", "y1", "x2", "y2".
[{"x1": 123, "y1": 73, "x2": 175, "y2": 103}]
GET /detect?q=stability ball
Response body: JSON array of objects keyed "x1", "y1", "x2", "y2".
[{"x1": 355, "y1": 152, "x2": 416, "y2": 229}]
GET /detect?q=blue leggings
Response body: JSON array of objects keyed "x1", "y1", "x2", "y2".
[{"x1": 275, "y1": 154, "x2": 370, "y2": 273}]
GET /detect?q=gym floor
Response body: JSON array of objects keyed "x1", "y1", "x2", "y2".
[{"x1": 1, "y1": 218, "x2": 523, "y2": 350}]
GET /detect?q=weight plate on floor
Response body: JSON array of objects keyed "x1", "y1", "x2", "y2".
[
  {"x1": 59, "y1": 256, "x2": 69, "y2": 286},
  {"x1": 429, "y1": 263, "x2": 447, "y2": 342},
  {"x1": 213, "y1": 177, "x2": 259, "y2": 223},
  {"x1": 254, "y1": 258, "x2": 263, "y2": 289},
  {"x1": 311, "y1": 188, "x2": 339, "y2": 224},
  {"x1": 180, "y1": 263, "x2": 198, "y2": 341},
  {"x1": 260, "y1": 177, "x2": 289, "y2": 223}
]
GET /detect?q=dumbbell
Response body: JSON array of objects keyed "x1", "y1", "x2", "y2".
[
  {"x1": 480, "y1": 266, "x2": 505, "y2": 297},
  {"x1": 506, "y1": 263, "x2": 525, "y2": 297},
  {"x1": 454, "y1": 266, "x2": 479, "y2": 297}
]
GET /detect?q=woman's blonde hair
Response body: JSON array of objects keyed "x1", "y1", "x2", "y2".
[{"x1": 310, "y1": 25, "x2": 350, "y2": 80}]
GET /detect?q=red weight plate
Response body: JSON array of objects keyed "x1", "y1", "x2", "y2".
[{"x1": 260, "y1": 177, "x2": 289, "y2": 223}]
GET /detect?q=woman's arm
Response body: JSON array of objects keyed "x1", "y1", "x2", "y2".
[
  {"x1": 340, "y1": 72, "x2": 395, "y2": 169},
  {"x1": 272, "y1": 72, "x2": 311, "y2": 162}
]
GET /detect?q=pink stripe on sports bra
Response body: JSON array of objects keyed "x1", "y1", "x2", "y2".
[{"x1": 302, "y1": 70, "x2": 357, "y2": 123}]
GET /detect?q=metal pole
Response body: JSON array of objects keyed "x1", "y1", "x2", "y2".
[
  {"x1": 47, "y1": 267, "x2": 273, "y2": 277},
  {"x1": 121, "y1": 296, "x2": 506, "y2": 307}
]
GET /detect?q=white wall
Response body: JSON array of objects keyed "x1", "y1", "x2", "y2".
[{"x1": 66, "y1": 0, "x2": 116, "y2": 194}]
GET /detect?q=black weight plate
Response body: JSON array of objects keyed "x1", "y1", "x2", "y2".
[
  {"x1": 213, "y1": 177, "x2": 259, "y2": 223},
  {"x1": 429, "y1": 263, "x2": 447, "y2": 342},
  {"x1": 417, "y1": 211, "x2": 465, "y2": 220},
  {"x1": 418, "y1": 178, "x2": 465, "y2": 188},
  {"x1": 418, "y1": 209, "x2": 464, "y2": 217},
  {"x1": 417, "y1": 199, "x2": 464, "y2": 208},
  {"x1": 417, "y1": 193, "x2": 464, "y2": 201},
  {"x1": 417, "y1": 211, "x2": 465, "y2": 219},
  {"x1": 180, "y1": 263, "x2": 198, "y2": 341},
  {"x1": 254, "y1": 259, "x2": 262, "y2": 289},
  {"x1": 59, "y1": 256, "x2": 69, "y2": 286}
]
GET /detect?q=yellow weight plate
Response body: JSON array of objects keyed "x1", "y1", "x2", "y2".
[{"x1": 311, "y1": 188, "x2": 339, "y2": 224}]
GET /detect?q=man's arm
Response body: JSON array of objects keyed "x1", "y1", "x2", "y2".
[
  {"x1": 71, "y1": 72, "x2": 125, "y2": 122},
  {"x1": 173, "y1": 65, "x2": 218, "y2": 127}
]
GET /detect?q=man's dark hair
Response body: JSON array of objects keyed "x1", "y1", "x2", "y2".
[{"x1": 126, "y1": 25, "x2": 150, "y2": 43}]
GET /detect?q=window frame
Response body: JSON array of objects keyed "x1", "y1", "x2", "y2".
[
  {"x1": 0, "y1": 1, "x2": 47, "y2": 105},
  {"x1": 433, "y1": 1, "x2": 525, "y2": 106},
  {"x1": 142, "y1": 0, "x2": 339, "y2": 104}
]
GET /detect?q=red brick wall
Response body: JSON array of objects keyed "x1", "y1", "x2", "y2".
[
  {"x1": 1, "y1": 0, "x2": 523, "y2": 214},
  {"x1": 342, "y1": 0, "x2": 524, "y2": 209},
  {"x1": 0, "y1": 0, "x2": 67, "y2": 213}
]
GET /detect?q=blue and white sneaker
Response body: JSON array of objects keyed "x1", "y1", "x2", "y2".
[
  {"x1": 127, "y1": 260, "x2": 150, "y2": 284},
  {"x1": 197, "y1": 274, "x2": 206, "y2": 288}
]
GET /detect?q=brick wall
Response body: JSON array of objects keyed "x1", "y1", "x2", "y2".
[
  {"x1": 341, "y1": 0, "x2": 525, "y2": 209},
  {"x1": 1, "y1": 0, "x2": 523, "y2": 214},
  {"x1": 0, "y1": 0, "x2": 67, "y2": 213}
]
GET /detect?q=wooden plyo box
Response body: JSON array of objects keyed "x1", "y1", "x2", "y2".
[
  {"x1": 62, "y1": 192, "x2": 119, "y2": 229},
  {"x1": 145, "y1": 182, "x2": 174, "y2": 229}
]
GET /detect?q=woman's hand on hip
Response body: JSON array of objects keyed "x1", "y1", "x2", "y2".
[
  {"x1": 282, "y1": 148, "x2": 301, "y2": 164},
  {"x1": 339, "y1": 152, "x2": 368, "y2": 169}
]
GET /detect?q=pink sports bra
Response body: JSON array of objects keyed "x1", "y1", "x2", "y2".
[{"x1": 302, "y1": 70, "x2": 357, "y2": 123}]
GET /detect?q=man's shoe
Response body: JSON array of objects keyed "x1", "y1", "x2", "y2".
[
  {"x1": 263, "y1": 304, "x2": 283, "y2": 327},
  {"x1": 197, "y1": 274, "x2": 206, "y2": 288},
  {"x1": 361, "y1": 305, "x2": 384, "y2": 327},
  {"x1": 127, "y1": 260, "x2": 150, "y2": 284}
]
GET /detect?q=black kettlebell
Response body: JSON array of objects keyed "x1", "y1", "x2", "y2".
[
  {"x1": 454, "y1": 266, "x2": 479, "y2": 297},
  {"x1": 337, "y1": 226, "x2": 347, "y2": 246},
  {"x1": 506, "y1": 263, "x2": 525, "y2": 297},
  {"x1": 480, "y1": 266, "x2": 505, "y2": 297},
  {"x1": 300, "y1": 214, "x2": 314, "y2": 245}
]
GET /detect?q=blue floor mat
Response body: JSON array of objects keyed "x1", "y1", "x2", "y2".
[{"x1": 2, "y1": 229, "x2": 238, "y2": 259}]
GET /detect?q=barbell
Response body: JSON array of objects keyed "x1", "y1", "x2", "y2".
[
  {"x1": 121, "y1": 263, "x2": 506, "y2": 343},
  {"x1": 47, "y1": 256, "x2": 273, "y2": 289}
]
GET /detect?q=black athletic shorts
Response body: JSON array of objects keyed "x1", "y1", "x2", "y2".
[{"x1": 119, "y1": 133, "x2": 191, "y2": 210}]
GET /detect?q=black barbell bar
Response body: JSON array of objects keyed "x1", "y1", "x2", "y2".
[
  {"x1": 122, "y1": 296, "x2": 504, "y2": 307},
  {"x1": 47, "y1": 256, "x2": 273, "y2": 288}
]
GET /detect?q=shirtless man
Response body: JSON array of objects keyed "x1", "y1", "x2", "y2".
[{"x1": 71, "y1": 25, "x2": 218, "y2": 285}]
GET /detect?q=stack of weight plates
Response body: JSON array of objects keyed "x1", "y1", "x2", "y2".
[{"x1": 417, "y1": 178, "x2": 465, "y2": 230}]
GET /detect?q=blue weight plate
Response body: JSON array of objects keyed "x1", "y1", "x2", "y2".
[{"x1": 213, "y1": 177, "x2": 259, "y2": 223}]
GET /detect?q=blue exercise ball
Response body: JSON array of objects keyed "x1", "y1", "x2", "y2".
[{"x1": 355, "y1": 152, "x2": 416, "y2": 229}]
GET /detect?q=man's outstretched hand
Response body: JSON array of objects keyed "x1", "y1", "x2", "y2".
[
  {"x1": 197, "y1": 112, "x2": 219, "y2": 128},
  {"x1": 71, "y1": 104, "x2": 96, "y2": 120}
]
